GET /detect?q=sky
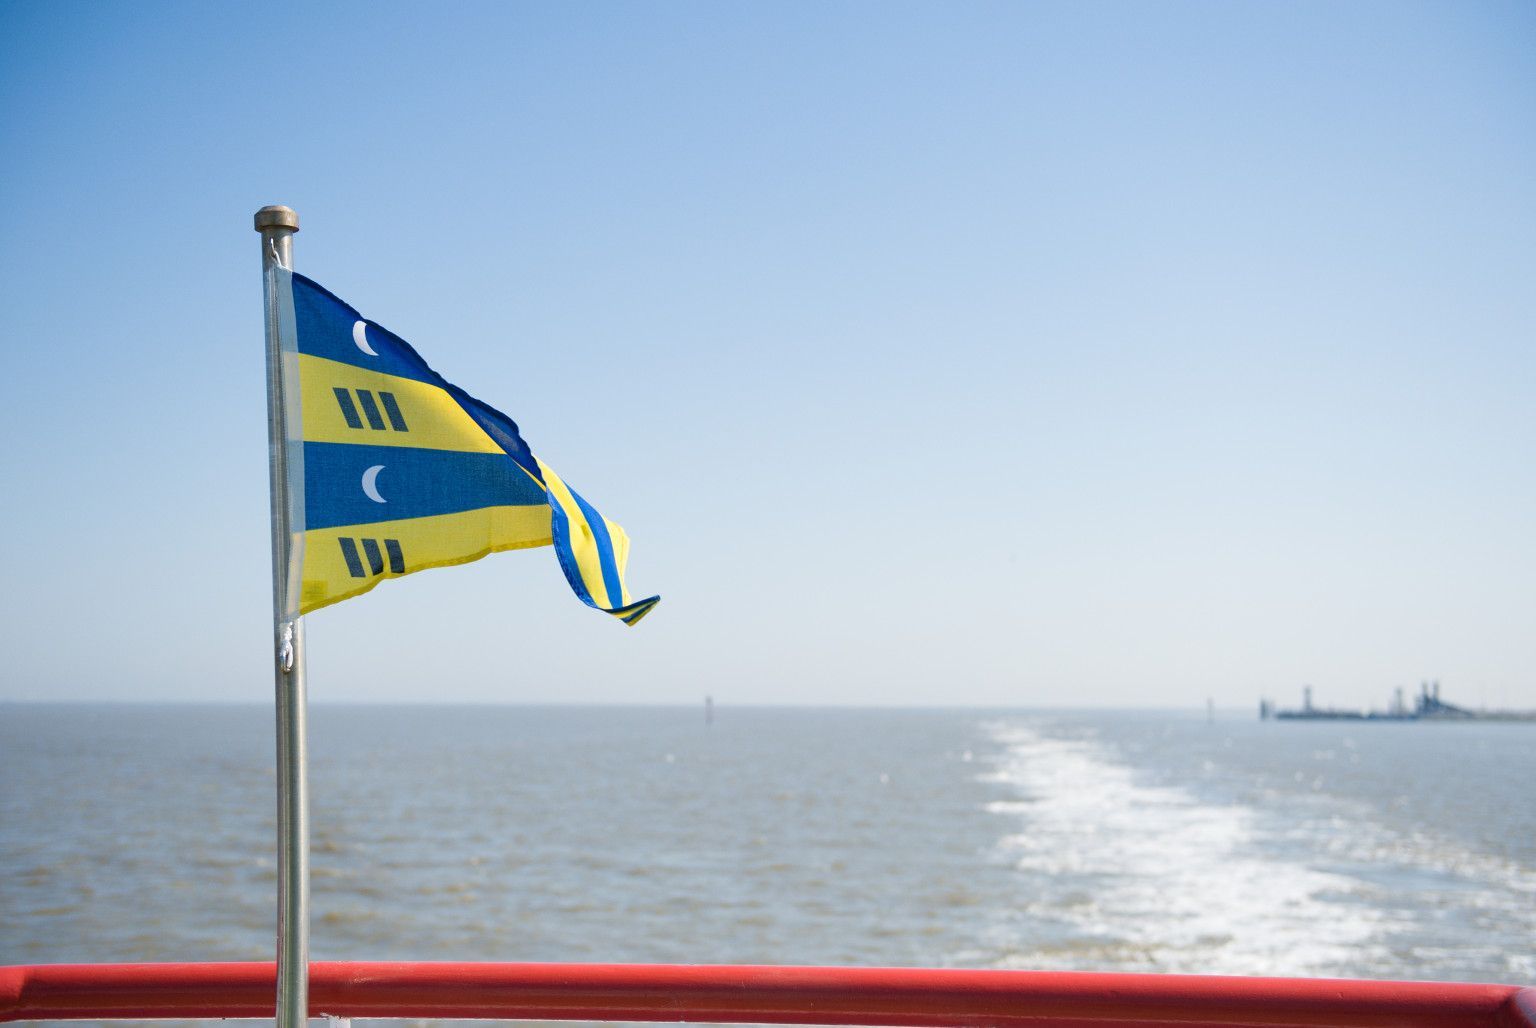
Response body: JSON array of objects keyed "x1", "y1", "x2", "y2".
[{"x1": 0, "y1": 1, "x2": 1532, "y2": 709}]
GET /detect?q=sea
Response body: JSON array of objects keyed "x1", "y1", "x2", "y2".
[{"x1": 2, "y1": 705, "x2": 1533, "y2": 994}]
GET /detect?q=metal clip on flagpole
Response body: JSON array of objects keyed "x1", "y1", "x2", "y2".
[{"x1": 255, "y1": 204, "x2": 308, "y2": 1028}]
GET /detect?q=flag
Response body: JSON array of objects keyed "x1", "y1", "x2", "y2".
[{"x1": 266, "y1": 266, "x2": 659, "y2": 625}]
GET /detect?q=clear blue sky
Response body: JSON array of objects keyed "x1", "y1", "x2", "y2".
[{"x1": 1, "y1": 1, "x2": 1531, "y2": 708}]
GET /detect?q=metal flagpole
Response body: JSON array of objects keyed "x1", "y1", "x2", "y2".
[{"x1": 255, "y1": 205, "x2": 309, "y2": 1028}]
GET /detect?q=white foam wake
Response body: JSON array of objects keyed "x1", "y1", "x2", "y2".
[{"x1": 977, "y1": 722, "x2": 1387, "y2": 976}]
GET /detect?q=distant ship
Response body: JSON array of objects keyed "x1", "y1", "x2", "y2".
[{"x1": 1260, "y1": 681, "x2": 1536, "y2": 722}]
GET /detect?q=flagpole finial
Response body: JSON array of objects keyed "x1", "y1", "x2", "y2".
[
  {"x1": 254, "y1": 205, "x2": 300, "y2": 232},
  {"x1": 255, "y1": 206, "x2": 299, "y2": 270}
]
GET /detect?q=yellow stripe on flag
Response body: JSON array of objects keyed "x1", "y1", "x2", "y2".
[
  {"x1": 298, "y1": 353, "x2": 504, "y2": 454},
  {"x1": 298, "y1": 504, "x2": 553, "y2": 614},
  {"x1": 536, "y1": 460, "x2": 614, "y2": 609}
]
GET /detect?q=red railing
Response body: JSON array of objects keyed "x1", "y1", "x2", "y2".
[{"x1": 3, "y1": 963, "x2": 1533, "y2": 1027}]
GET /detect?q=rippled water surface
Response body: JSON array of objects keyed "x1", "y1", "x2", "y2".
[{"x1": 3, "y1": 705, "x2": 1533, "y2": 985}]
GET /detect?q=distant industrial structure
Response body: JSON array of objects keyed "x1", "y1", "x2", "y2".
[{"x1": 1260, "y1": 681, "x2": 1536, "y2": 722}]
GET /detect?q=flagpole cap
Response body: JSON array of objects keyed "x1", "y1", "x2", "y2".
[{"x1": 254, "y1": 206, "x2": 300, "y2": 233}]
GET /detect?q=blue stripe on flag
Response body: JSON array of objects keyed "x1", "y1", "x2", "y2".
[
  {"x1": 568, "y1": 486, "x2": 625, "y2": 610},
  {"x1": 303, "y1": 441, "x2": 548, "y2": 530},
  {"x1": 292, "y1": 275, "x2": 440, "y2": 386}
]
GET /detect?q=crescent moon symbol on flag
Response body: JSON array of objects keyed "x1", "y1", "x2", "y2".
[
  {"x1": 361, "y1": 465, "x2": 387, "y2": 503},
  {"x1": 352, "y1": 320, "x2": 379, "y2": 356}
]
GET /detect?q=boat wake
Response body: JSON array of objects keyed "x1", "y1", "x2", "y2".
[
  {"x1": 975, "y1": 721, "x2": 1388, "y2": 977},
  {"x1": 973, "y1": 719, "x2": 1536, "y2": 980}
]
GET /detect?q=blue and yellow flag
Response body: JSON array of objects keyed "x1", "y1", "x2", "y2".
[{"x1": 267, "y1": 267, "x2": 658, "y2": 625}]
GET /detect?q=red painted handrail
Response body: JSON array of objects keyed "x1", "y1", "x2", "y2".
[{"x1": 2, "y1": 962, "x2": 1532, "y2": 1027}]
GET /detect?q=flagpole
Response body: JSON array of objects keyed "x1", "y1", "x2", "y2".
[{"x1": 255, "y1": 204, "x2": 309, "y2": 1028}]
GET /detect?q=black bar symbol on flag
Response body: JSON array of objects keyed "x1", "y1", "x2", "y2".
[
  {"x1": 334, "y1": 389, "x2": 409, "y2": 432},
  {"x1": 333, "y1": 388, "x2": 363, "y2": 429},
  {"x1": 355, "y1": 390, "x2": 387, "y2": 430},
  {"x1": 338, "y1": 537, "x2": 406, "y2": 578},
  {"x1": 360, "y1": 538, "x2": 385, "y2": 575},
  {"x1": 379, "y1": 392, "x2": 409, "y2": 432}
]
